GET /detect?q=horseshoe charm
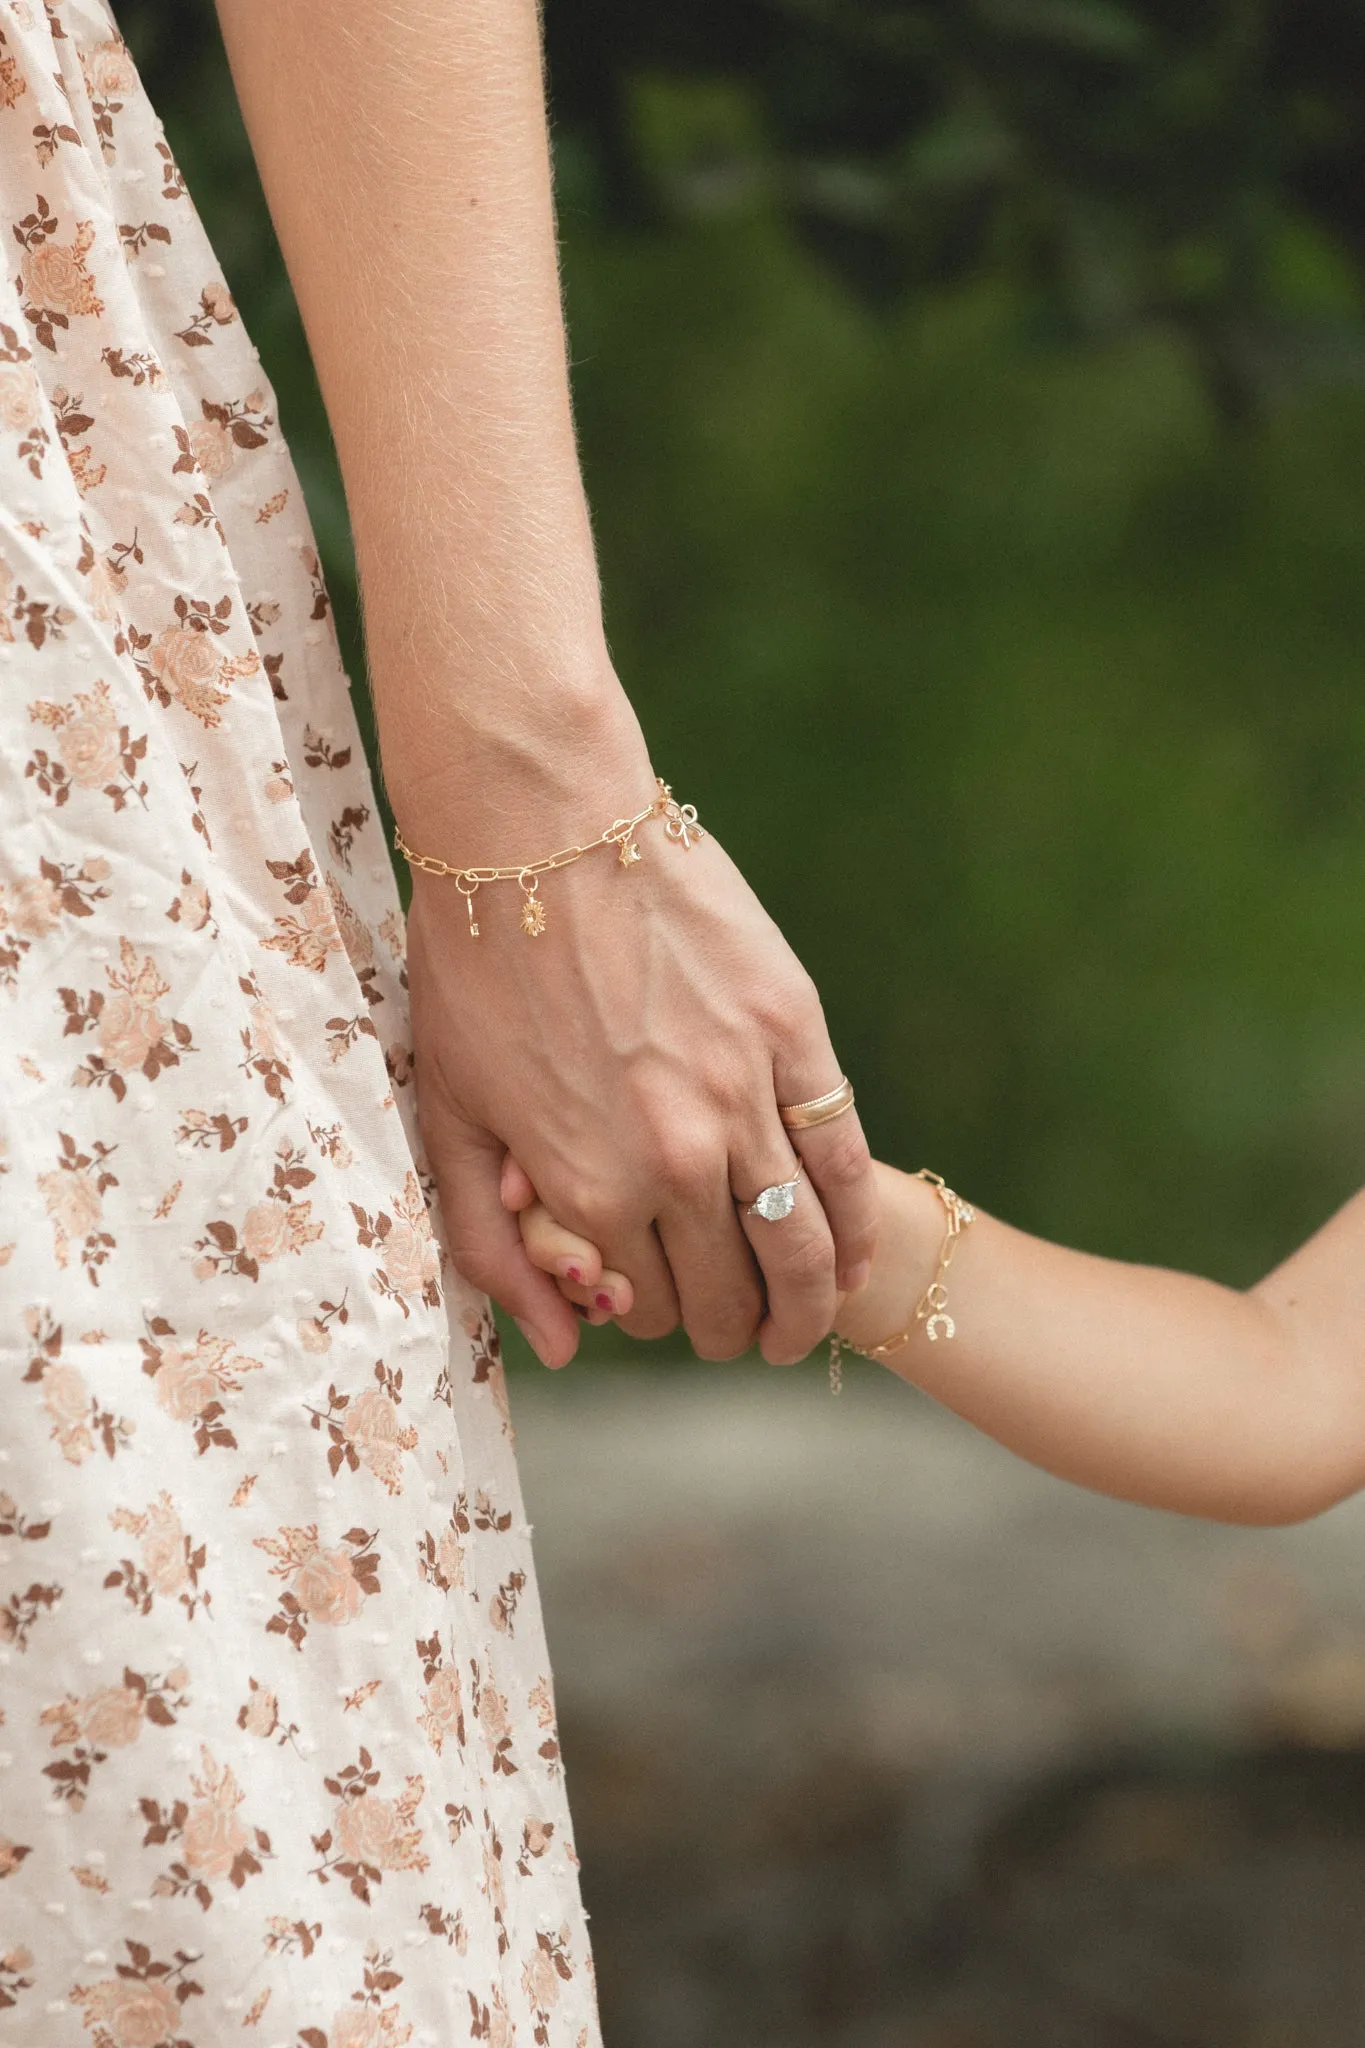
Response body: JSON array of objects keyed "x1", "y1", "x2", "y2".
[{"x1": 924, "y1": 1311, "x2": 956, "y2": 1343}]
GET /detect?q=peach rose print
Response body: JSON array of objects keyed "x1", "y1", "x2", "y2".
[
  {"x1": 106, "y1": 1492, "x2": 210, "y2": 1620},
  {"x1": 131, "y1": 593, "x2": 260, "y2": 727},
  {"x1": 26, "y1": 680, "x2": 148, "y2": 810},
  {"x1": 140, "y1": 1746, "x2": 271, "y2": 1908},
  {"x1": 351, "y1": 1173, "x2": 442, "y2": 1317},
  {"x1": 254, "y1": 1522, "x2": 380, "y2": 1651},
  {"x1": 36, "y1": 1131, "x2": 117, "y2": 1283},
  {"x1": 71, "y1": 1941, "x2": 203, "y2": 2046},
  {"x1": 311, "y1": 1750, "x2": 428, "y2": 1899},
  {"x1": 14, "y1": 195, "x2": 103, "y2": 350},
  {"x1": 139, "y1": 1315, "x2": 263, "y2": 1453},
  {"x1": 307, "y1": 1361, "x2": 417, "y2": 1495},
  {"x1": 59, "y1": 939, "x2": 195, "y2": 1099}
]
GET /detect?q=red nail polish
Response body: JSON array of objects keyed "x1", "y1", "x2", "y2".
[
  {"x1": 595, "y1": 1291, "x2": 613, "y2": 1312},
  {"x1": 565, "y1": 1264, "x2": 583, "y2": 1284}
]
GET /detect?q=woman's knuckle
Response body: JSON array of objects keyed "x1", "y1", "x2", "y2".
[
  {"x1": 815, "y1": 1123, "x2": 872, "y2": 1193},
  {"x1": 775, "y1": 1229, "x2": 835, "y2": 1290}
]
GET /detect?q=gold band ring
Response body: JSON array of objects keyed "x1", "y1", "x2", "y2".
[{"x1": 778, "y1": 1077, "x2": 855, "y2": 1131}]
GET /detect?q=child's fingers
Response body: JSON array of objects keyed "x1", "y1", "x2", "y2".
[
  {"x1": 500, "y1": 1154, "x2": 539, "y2": 1214},
  {"x1": 518, "y1": 1199, "x2": 605, "y2": 1289},
  {"x1": 558, "y1": 1266, "x2": 636, "y2": 1320}
]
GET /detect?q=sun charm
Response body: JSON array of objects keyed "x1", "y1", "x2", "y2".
[{"x1": 519, "y1": 890, "x2": 548, "y2": 937}]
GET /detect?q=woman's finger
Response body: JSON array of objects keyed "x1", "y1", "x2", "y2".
[
  {"x1": 771, "y1": 1057, "x2": 878, "y2": 1292},
  {"x1": 500, "y1": 1153, "x2": 539, "y2": 1214},
  {"x1": 732, "y1": 1136, "x2": 839, "y2": 1365},
  {"x1": 655, "y1": 1193, "x2": 765, "y2": 1361}
]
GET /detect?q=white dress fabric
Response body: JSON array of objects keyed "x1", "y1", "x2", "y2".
[{"x1": 0, "y1": 5, "x2": 599, "y2": 2043}]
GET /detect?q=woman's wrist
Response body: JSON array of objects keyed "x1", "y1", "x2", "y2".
[{"x1": 379, "y1": 657, "x2": 655, "y2": 859}]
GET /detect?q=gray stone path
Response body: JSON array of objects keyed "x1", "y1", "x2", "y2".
[{"x1": 511, "y1": 1365, "x2": 1365, "y2": 2046}]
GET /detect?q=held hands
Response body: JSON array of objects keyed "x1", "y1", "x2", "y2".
[{"x1": 405, "y1": 765, "x2": 878, "y2": 1370}]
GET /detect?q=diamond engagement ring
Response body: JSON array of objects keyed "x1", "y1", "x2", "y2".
[{"x1": 744, "y1": 1162, "x2": 805, "y2": 1222}]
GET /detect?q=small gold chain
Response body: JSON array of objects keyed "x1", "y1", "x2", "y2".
[
  {"x1": 829, "y1": 1170, "x2": 975, "y2": 1393},
  {"x1": 394, "y1": 777, "x2": 704, "y2": 937}
]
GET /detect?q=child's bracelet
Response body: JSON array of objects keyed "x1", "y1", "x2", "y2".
[
  {"x1": 828, "y1": 1169, "x2": 975, "y2": 1394},
  {"x1": 393, "y1": 776, "x2": 704, "y2": 938}
]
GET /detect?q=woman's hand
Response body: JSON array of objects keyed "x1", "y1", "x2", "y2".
[{"x1": 407, "y1": 782, "x2": 878, "y2": 1370}]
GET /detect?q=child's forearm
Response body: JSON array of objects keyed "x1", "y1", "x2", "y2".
[{"x1": 864, "y1": 1167, "x2": 1365, "y2": 1525}]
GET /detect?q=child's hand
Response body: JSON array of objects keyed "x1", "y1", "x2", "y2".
[{"x1": 500, "y1": 1154, "x2": 635, "y2": 1344}]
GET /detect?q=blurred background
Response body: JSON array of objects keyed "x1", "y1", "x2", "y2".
[{"x1": 121, "y1": 2, "x2": 1365, "y2": 2040}]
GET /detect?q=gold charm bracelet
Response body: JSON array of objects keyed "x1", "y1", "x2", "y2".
[
  {"x1": 393, "y1": 776, "x2": 704, "y2": 938},
  {"x1": 828, "y1": 1169, "x2": 975, "y2": 1393}
]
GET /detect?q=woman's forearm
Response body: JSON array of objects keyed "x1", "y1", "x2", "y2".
[
  {"x1": 212, "y1": 0, "x2": 645, "y2": 830},
  {"x1": 860, "y1": 1168, "x2": 1365, "y2": 1525}
]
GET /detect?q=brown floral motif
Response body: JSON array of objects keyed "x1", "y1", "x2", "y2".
[
  {"x1": 0, "y1": 1489, "x2": 52, "y2": 1544},
  {"x1": 467, "y1": 1990, "x2": 515, "y2": 2047},
  {"x1": 310, "y1": 1749, "x2": 428, "y2": 1902},
  {"x1": 70, "y1": 1940, "x2": 203, "y2": 2047},
  {"x1": 471, "y1": 1661, "x2": 518, "y2": 1778},
  {"x1": 14, "y1": 193, "x2": 103, "y2": 349},
  {"x1": 307, "y1": 1118, "x2": 355, "y2": 1169},
  {"x1": 39, "y1": 1664, "x2": 189, "y2": 1810},
  {"x1": 236, "y1": 1676, "x2": 301, "y2": 1752},
  {"x1": 416, "y1": 1494, "x2": 469, "y2": 1596},
  {"x1": 174, "y1": 1107, "x2": 246, "y2": 1152},
  {"x1": 166, "y1": 870, "x2": 212, "y2": 931},
  {"x1": 27, "y1": 679, "x2": 149, "y2": 811},
  {"x1": 0, "y1": 850, "x2": 111, "y2": 980},
  {"x1": 118, "y1": 218, "x2": 173, "y2": 259},
  {"x1": 326, "y1": 804, "x2": 371, "y2": 873},
  {"x1": 37, "y1": 1129, "x2": 117, "y2": 1283},
  {"x1": 128, "y1": 591, "x2": 260, "y2": 727},
  {"x1": 529, "y1": 1675, "x2": 565, "y2": 1778},
  {"x1": 415, "y1": 1633, "x2": 465, "y2": 1756},
  {"x1": 140, "y1": 1745, "x2": 272, "y2": 1910},
  {"x1": 23, "y1": 1304, "x2": 134, "y2": 1462},
  {"x1": 0, "y1": 1945, "x2": 34, "y2": 2016},
  {"x1": 58, "y1": 938, "x2": 195, "y2": 1098},
  {"x1": 296, "y1": 1945, "x2": 413, "y2": 2048},
  {"x1": 106, "y1": 1492, "x2": 211, "y2": 1621},
  {"x1": 49, "y1": 385, "x2": 108, "y2": 492},
  {"x1": 0, "y1": 320, "x2": 46, "y2": 475},
  {"x1": 490, "y1": 1567, "x2": 528, "y2": 1637},
  {"x1": 139, "y1": 1314, "x2": 263, "y2": 1452},
  {"x1": 3, "y1": 566, "x2": 74, "y2": 647},
  {"x1": 172, "y1": 391, "x2": 272, "y2": 485},
  {"x1": 79, "y1": 36, "x2": 137, "y2": 158},
  {"x1": 351, "y1": 1173, "x2": 442, "y2": 1318},
  {"x1": 172, "y1": 278, "x2": 236, "y2": 348},
  {"x1": 255, "y1": 1523, "x2": 380, "y2": 1651},
  {"x1": 302, "y1": 724, "x2": 351, "y2": 772},
  {"x1": 192, "y1": 1140, "x2": 321, "y2": 1281},
  {"x1": 236, "y1": 969, "x2": 292, "y2": 1099},
  {"x1": 260, "y1": 845, "x2": 345, "y2": 974},
  {"x1": 0, "y1": 1578, "x2": 62, "y2": 1652},
  {"x1": 0, "y1": 25, "x2": 27, "y2": 112},
  {"x1": 523, "y1": 1928, "x2": 575, "y2": 2045},
  {"x1": 100, "y1": 342, "x2": 166, "y2": 389},
  {"x1": 307, "y1": 1360, "x2": 417, "y2": 1494},
  {"x1": 516, "y1": 1816, "x2": 556, "y2": 1879},
  {"x1": 296, "y1": 1288, "x2": 350, "y2": 1355},
  {"x1": 324, "y1": 876, "x2": 384, "y2": 1058}
]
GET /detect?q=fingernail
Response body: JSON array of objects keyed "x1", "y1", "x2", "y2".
[
  {"x1": 594, "y1": 1291, "x2": 613, "y2": 1312},
  {"x1": 561, "y1": 1261, "x2": 584, "y2": 1284},
  {"x1": 843, "y1": 1261, "x2": 872, "y2": 1295},
  {"x1": 513, "y1": 1316, "x2": 551, "y2": 1366}
]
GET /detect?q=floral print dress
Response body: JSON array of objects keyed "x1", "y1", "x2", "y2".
[{"x1": 0, "y1": 6, "x2": 599, "y2": 2044}]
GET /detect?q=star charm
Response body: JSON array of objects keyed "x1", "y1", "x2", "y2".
[{"x1": 617, "y1": 836, "x2": 642, "y2": 867}]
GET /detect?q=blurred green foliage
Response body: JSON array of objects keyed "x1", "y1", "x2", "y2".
[{"x1": 119, "y1": 1, "x2": 1365, "y2": 1324}]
